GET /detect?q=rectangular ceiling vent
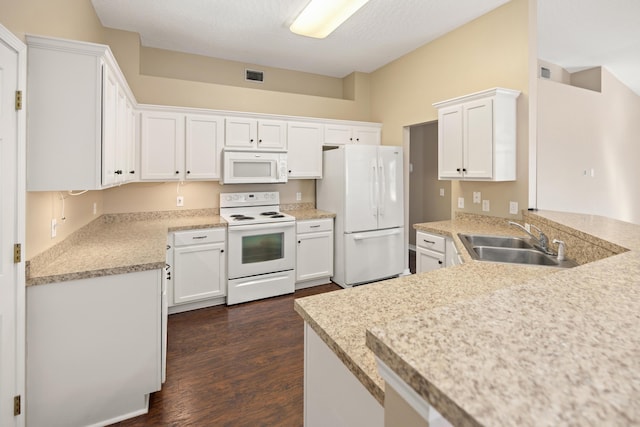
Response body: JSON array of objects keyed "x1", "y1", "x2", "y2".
[
  {"x1": 540, "y1": 67, "x2": 551, "y2": 79},
  {"x1": 245, "y1": 69, "x2": 264, "y2": 83}
]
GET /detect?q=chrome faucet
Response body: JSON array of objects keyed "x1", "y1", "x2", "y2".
[{"x1": 508, "y1": 221, "x2": 555, "y2": 255}]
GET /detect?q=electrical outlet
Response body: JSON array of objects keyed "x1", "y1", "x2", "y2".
[
  {"x1": 296, "y1": 192, "x2": 302, "y2": 201},
  {"x1": 177, "y1": 196, "x2": 184, "y2": 207},
  {"x1": 482, "y1": 200, "x2": 490, "y2": 212},
  {"x1": 439, "y1": 188, "x2": 445, "y2": 197},
  {"x1": 51, "y1": 218, "x2": 57, "y2": 238},
  {"x1": 473, "y1": 192, "x2": 481, "y2": 204},
  {"x1": 509, "y1": 201, "x2": 519, "y2": 215},
  {"x1": 457, "y1": 197, "x2": 464, "y2": 209},
  {"x1": 92, "y1": 202, "x2": 97, "y2": 215}
]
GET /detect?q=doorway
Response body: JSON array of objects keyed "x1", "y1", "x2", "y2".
[{"x1": 408, "y1": 121, "x2": 451, "y2": 271}]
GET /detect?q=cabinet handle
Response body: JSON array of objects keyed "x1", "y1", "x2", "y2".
[
  {"x1": 115, "y1": 170, "x2": 123, "y2": 175},
  {"x1": 310, "y1": 225, "x2": 321, "y2": 228},
  {"x1": 221, "y1": 249, "x2": 224, "y2": 253},
  {"x1": 438, "y1": 260, "x2": 443, "y2": 265},
  {"x1": 298, "y1": 240, "x2": 301, "y2": 244},
  {"x1": 129, "y1": 170, "x2": 135, "y2": 174},
  {"x1": 259, "y1": 139, "x2": 262, "y2": 143},
  {"x1": 175, "y1": 171, "x2": 180, "y2": 174},
  {"x1": 423, "y1": 239, "x2": 435, "y2": 244},
  {"x1": 192, "y1": 236, "x2": 207, "y2": 240},
  {"x1": 187, "y1": 170, "x2": 191, "y2": 174},
  {"x1": 462, "y1": 168, "x2": 467, "y2": 172},
  {"x1": 250, "y1": 139, "x2": 254, "y2": 142}
]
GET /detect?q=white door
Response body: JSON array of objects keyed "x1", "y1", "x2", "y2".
[
  {"x1": 0, "y1": 27, "x2": 26, "y2": 427},
  {"x1": 185, "y1": 114, "x2": 223, "y2": 180},
  {"x1": 438, "y1": 105, "x2": 464, "y2": 178},
  {"x1": 287, "y1": 122, "x2": 323, "y2": 179},
  {"x1": 173, "y1": 242, "x2": 226, "y2": 304},
  {"x1": 463, "y1": 98, "x2": 494, "y2": 179},
  {"x1": 140, "y1": 111, "x2": 185, "y2": 180},
  {"x1": 343, "y1": 145, "x2": 378, "y2": 233},
  {"x1": 377, "y1": 146, "x2": 404, "y2": 229}
]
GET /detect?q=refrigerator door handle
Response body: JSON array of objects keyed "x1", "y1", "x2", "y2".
[
  {"x1": 371, "y1": 160, "x2": 378, "y2": 217},
  {"x1": 379, "y1": 161, "x2": 386, "y2": 216},
  {"x1": 352, "y1": 228, "x2": 402, "y2": 240}
]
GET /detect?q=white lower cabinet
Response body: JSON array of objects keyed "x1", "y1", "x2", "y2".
[
  {"x1": 416, "y1": 231, "x2": 461, "y2": 273},
  {"x1": 26, "y1": 270, "x2": 162, "y2": 427},
  {"x1": 304, "y1": 323, "x2": 383, "y2": 427},
  {"x1": 169, "y1": 228, "x2": 226, "y2": 313},
  {"x1": 296, "y1": 219, "x2": 334, "y2": 289}
]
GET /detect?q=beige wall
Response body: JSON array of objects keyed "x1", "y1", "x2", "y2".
[
  {"x1": 370, "y1": 0, "x2": 530, "y2": 220},
  {"x1": 537, "y1": 67, "x2": 640, "y2": 224}
]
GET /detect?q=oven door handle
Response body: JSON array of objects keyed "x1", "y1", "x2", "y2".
[{"x1": 226, "y1": 221, "x2": 295, "y2": 232}]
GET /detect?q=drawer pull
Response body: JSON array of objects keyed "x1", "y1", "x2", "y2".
[
  {"x1": 310, "y1": 225, "x2": 321, "y2": 228},
  {"x1": 423, "y1": 239, "x2": 436, "y2": 244},
  {"x1": 192, "y1": 236, "x2": 207, "y2": 240}
]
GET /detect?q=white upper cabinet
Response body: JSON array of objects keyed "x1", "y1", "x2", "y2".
[
  {"x1": 225, "y1": 117, "x2": 286, "y2": 150},
  {"x1": 185, "y1": 114, "x2": 224, "y2": 180},
  {"x1": 324, "y1": 124, "x2": 381, "y2": 145},
  {"x1": 140, "y1": 109, "x2": 224, "y2": 181},
  {"x1": 287, "y1": 122, "x2": 323, "y2": 179},
  {"x1": 26, "y1": 35, "x2": 137, "y2": 191},
  {"x1": 434, "y1": 87, "x2": 520, "y2": 181}
]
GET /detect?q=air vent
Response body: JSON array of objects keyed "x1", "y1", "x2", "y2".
[
  {"x1": 540, "y1": 67, "x2": 551, "y2": 79},
  {"x1": 245, "y1": 69, "x2": 264, "y2": 83}
]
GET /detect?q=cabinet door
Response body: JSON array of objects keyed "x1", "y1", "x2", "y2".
[
  {"x1": 324, "y1": 124, "x2": 353, "y2": 145},
  {"x1": 225, "y1": 117, "x2": 257, "y2": 148},
  {"x1": 124, "y1": 100, "x2": 137, "y2": 182},
  {"x1": 257, "y1": 119, "x2": 287, "y2": 150},
  {"x1": 173, "y1": 242, "x2": 226, "y2": 304},
  {"x1": 416, "y1": 247, "x2": 445, "y2": 273},
  {"x1": 287, "y1": 122, "x2": 323, "y2": 179},
  {"x1": 353, "y1": 126, "x2": 381, "y2": 145},
  {"x1": 438, "y1": 105, "x2": 464, "y2": 179},
  {"x1": 140, "y1": 111, "x2": 185, "y2": 180},
  {"x1": 463, "y1": 98, "x2": 494, "y2": 179},
  {"x1": 297, "y1": 231, "x2": 333, "y2": 282},
  {"x1": 185, "y1": 114, "x2": 224, "y2": 180},
  {"x1": 101, "y1": 65, "x2": 118, "y2": 187}
]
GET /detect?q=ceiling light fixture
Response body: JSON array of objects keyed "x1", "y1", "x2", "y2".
[{"x1": 289, "y1": 0, "x2": 370, "y2": 39}]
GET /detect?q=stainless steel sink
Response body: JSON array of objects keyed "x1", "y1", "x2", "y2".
[
  {"x1": 458, "y1": 233, "x2": 577, "y2": 268},
  {"x1": 459, "y1": 234, "x2": 534, "y2": 249}
]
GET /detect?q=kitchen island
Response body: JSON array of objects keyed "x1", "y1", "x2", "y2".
[{"x1": 294, "y1": 210, "x2": 640, "y2": 426}]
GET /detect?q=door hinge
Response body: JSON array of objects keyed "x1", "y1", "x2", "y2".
[
  {"x1": 15, "y1": 90, "x2": 22, "y2": 110},
  {"x1": 14, "y1": 395, "x2": 21, "y2": 416},
  {"x1": 14, "y1": 243, "x2": 22, "y2": 263}
]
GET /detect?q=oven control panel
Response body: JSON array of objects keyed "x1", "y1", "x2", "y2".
[{"x1": 221, "y1": 191, "x2": 279, "y2": 207}]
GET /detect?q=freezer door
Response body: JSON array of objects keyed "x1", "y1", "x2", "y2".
[
  {"x1": 344, "y1": 145, "x2": 379, "y2": 233},
  {"x1": 377, "y1": 147, "x2": 404, "y2": 229},
  {"x1": 344, "y1": 228, "x2": 404, "y2": 286}
]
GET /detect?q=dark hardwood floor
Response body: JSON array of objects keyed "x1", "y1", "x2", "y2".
[
  {"x1": 112, "y1": 283, "x2": 341, "y2": 427},
  {"x1": 409, "y1": 249, "x2": 416, "y2": 274}
]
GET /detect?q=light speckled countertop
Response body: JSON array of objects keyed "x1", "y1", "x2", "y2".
[
  {"x1": 27, "y1": 208, "x2": 334, "y2": 286},
  {"x1": 295, "y1": 211, "x2": 640, "y2": 426}
]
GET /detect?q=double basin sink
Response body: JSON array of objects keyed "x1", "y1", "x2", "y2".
[{"x1": 458, "y1": 234, "x2": 577, "y2": 268}]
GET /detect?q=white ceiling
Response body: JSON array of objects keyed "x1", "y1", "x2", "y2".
[
  {"x1": 91, "y1": 0, "x2": 640, "y2": 94},
  {"x1": 90, "y1": 0, "x2": 510, "y2": 78}
]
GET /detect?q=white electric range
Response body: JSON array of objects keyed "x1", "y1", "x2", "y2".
[{"x1": 220, "y1": 192, "x2": 296, "y2": 305}]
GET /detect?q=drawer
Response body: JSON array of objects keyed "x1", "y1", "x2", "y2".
[
  {"x1": 173, "y1": 227, "x2": 226, "y2": 246},
  {"x1": 297, "y1": 218, "x2": 333, "y2": 234},
  {"x1": 416, "y1": 231, "x2": 446, "y2": 253}
]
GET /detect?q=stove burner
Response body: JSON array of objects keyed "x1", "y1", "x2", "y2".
[
  {"x1": 260, "y1": 211, "x2": 279, "y2": 216},
  {"x1": 230, "y1": 214, "x2": 244, "y2": 218},
  {"x1": 233, "y1": 215, "x2": 255, "y2": 221},
  {"x1": 270, "y1": 214, "x2": 285, "y2": 218}
]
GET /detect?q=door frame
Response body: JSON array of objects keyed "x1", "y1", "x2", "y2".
[{"x1": 0, "y1": 23, "x2": 26, "y2": 427}]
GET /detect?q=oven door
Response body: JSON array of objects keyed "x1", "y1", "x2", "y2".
[{"x1": 227, "y1": 221, "x2": 296, "y2": 279}]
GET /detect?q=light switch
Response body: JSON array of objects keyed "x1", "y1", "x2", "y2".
[
  {"x1": 509, "y1": 201, "x2": 518, "y2": 215},
  {"x1": 473, "y1": 192, "x2": 481, "y2": 204},
  {"x1": 482, "y1": 200, "x2": 490, "y2": 212},
  {"x1": 439, "y1": 188, "x2": 445, "y2": 197},
  {"x1": 458, "y1": 197, "x2": 464, "y2": 209}
]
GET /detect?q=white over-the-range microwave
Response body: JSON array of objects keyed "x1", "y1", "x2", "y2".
[{"x1": 221, "y1": 149, "x2": 288, "y2": 184}]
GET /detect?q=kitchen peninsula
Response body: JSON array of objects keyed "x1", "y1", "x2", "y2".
[{"x1": 295, "y1": 210, "x2": 640, "y2": 426}]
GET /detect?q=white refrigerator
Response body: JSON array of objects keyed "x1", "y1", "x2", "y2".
[{"x1": 317, "y1": 145, "x2": 404, "y2": 287}]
